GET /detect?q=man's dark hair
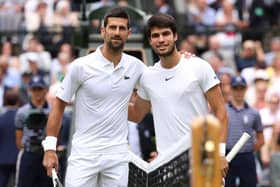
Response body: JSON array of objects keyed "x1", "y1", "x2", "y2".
[
  {"x1": 3, "y1": 88, "x2": 19, "y2": 106},
  {"x1": 146, "y1": 13, "x2": 177, "y2": 38},
  {"x1": 103, "y1": 7, "x2": 130, "y2": 28}
]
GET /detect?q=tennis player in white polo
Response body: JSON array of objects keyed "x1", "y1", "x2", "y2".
[
  {"x1": 128, "y1": 14, "x2": 229, "y2": 177},
  {"x1": 42, "y1": 8, "x2": 146, "y2": 187}
]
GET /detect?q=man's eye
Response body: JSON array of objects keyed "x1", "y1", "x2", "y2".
[{"x1": 109, "y1": 26, "x2": 117, "y2": 30}]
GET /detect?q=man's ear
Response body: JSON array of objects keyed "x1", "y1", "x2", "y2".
[
  {"x1": 100, "y1": 26, "x2": 105, "y2": 37},
  {"x1": 148, "y1": 37, "x2": 152, "y2": 45},
  {"x1": 127, "y1": 28, "x2": 132, "y2": 38},
  {"x1": 174, "y1": 33, "x2": 178, "y2": 42}
]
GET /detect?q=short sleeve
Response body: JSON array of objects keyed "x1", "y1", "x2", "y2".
[
  {"x1": 56, "y1": 61, "x2": 81, "y2": 103},
  {"x1": 14, "y1": 108, "x2": 25, "y2": 130},
  {"x1": 137, "y1": 74, "x2": 150, "y2": 101},
  {"x1": 254, "y1": 112, "x2": 264, "y2": 132},
  {"x1": 194, "y1": 57, "x2": 220, "y2": 92}
]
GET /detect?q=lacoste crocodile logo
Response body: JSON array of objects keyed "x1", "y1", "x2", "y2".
[{"x1": 124, "y1": 75, "x2": 130, "y2": 80}]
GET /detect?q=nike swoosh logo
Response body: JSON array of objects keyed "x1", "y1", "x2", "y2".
[{"x1": 165, "y1": 76, "x2": 174, "y2": 81}]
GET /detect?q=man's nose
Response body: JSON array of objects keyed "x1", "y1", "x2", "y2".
[{"x1": 158, "y1": 34, "x2": 165, "y2": 42}]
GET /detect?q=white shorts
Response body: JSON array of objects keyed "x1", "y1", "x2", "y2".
[{"x1": 65, "y1": 152, "x2": 129, "y2": 187}]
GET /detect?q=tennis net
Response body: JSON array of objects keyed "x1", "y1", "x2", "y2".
[{"x1": 128, "y1": 135, "x2": 191, "y2": 187}]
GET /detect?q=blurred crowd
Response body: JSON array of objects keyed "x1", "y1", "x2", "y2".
[{"x1": 0, "y1": 0, "x2": 280, "y2": 187}]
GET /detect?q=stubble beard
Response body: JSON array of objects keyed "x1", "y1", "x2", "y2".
[
  {"x1": 156, "y1": 43, "x2": 176, "y2": 58},
  {"x1": 108, "y1": 40, "x2": 124, "y2": 52}
]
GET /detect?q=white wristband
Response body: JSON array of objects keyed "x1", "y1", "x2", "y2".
[
  {"x1": 219, "y1": 143, "x2": 226, "y2": 156},
  {"x1": 42, "y1": 136, "x2": 57, "y2": 151}
]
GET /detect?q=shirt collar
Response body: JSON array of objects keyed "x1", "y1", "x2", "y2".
[
  {"x1": 96, "y1": 46, "x2": 125, "y2": 69},
  {"x1": 228, "y1": 101, "x2": 249, "y2": 111}
]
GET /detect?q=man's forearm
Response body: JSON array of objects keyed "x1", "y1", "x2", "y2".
[
  {"x1": 46, "y1": 98, "x2": 67, "y2": 137},
  {"x1": 220, "y1": 114, "x2": 228, "y2": 143}
]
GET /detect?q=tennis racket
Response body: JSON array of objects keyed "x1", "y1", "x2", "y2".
[
  {"x1": 52, "y1": 168, "x2": 63, "y2": 187},
  {"x1": 226, "y1": 132, "x2": 251, "y2": 162},
  {"x1": 222, "y1": 132, "x2": 251, "y2": 187}
]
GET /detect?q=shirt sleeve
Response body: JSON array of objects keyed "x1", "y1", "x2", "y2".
[
  {"x1": 137, "y1": 71, "x2": 150, "y2": 101},
  {"x1": 254, "y1": 112, "x2": 264, "y2": 132},
  {"x1": 14, "y1": 108, "x2": 25, "y2": 130},
  {"x1": 56, "y1": 60, "x2": 81, "y2": 103},
  {"x1": 195, "y1": 57, "x2": 220, "y2": 92}
]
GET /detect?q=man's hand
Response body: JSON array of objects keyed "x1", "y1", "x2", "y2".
[
  {"x1": 220, "y1": 156, "x2": 229, "y2": 177},
  {"x1": 179, "y1": 51, "x2": 195, "y2": 59},
  {"x1": 148, "y1": 151, "x2": 158, "y2": 162},
  {"x1": 43, "y1": 150, "x2": 59, "y2": 177}
]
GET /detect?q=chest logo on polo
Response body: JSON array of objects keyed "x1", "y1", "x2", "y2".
[
  {"x1": 165, "y1": 76, "x2": 174, "y2": 81},
  {"x1": 124, "y1": 75, "x2": 130, "y2": 80}
]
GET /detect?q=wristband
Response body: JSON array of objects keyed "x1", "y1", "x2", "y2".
[
  {"x1": 219, "y1": 143, "x2": 226, "y2": 156},
  {"x1": 42, "y1": 136, "x2": 57, "y2": 151}
]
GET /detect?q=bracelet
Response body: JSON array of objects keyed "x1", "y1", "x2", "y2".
[
  {"x1": 219, "y1": 143, "x2": 226, "y2": 156},
  {"x1": 42, "y1": 136, "x2": 57, "y2": 151}
]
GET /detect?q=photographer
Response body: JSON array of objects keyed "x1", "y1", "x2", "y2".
[{"x1": 15, "y1": 75, "x2": 52, "y2": 187}]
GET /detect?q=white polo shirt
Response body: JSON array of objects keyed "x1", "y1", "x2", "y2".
[
  {"x1": 138, "y1": 56, "x2": 219, "y2": 154},
  {"x1": 56, "y1": 47, "x2": 146, "y2": 155}
]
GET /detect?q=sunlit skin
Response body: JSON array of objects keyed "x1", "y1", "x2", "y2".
[
  {"x1": 231, "y1": 86, "x2": 247, "y2": 106},
  {"x1": 101, "y1": 17, "x2": 131, "y2": 53},
  {"x1": 149, "y1": 27, "x2": 177, "y2": 57},
  {"x1": 29, "y1": 87, "x2": 48, "y2": 105}
]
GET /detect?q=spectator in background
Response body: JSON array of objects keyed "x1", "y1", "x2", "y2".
[
  {"x1": 50, "y1": 52, "x2": 71, "y2": 84},
  {"x1": 267, "y1": 53, "x2": 280, "y2": 89},
  {"x1": 214, "y1": 0, "x2": 243, "y2": 72},
  {"x1": 19, "y1": 36, "x2": 52, "y2": 76},
  {"x1": 0, "y1": 55, "x2": 21, "y2": 89},
  {"x1": 235, "y1": 0, "x2": 270, "y2": 40},
  {"x1": 89, "y1": 0, "x2": 115, "y2": 33},
  {"x1": 179, "y1": 38, "x2": 197, "y2": 55},
  {"x1": 217, "y1": 67, "x2": 235, "y2": 103},
  {"x1": 201, "y1": 35, "x2": 221, "y2": 61},
  {"x1": 24, "y1": 0, "x2": 53, "y2": 32},
  {"x1": 245, "y1": 69, "x2": 270, "y2": 110},
  {"x1": 259, "y1": 89, "x2": 280, "y2": 173},
  {"x1": 269, "y1": 120, "x2": 280, "y2": 187},
  {"x1": 53, "y1": 0, "x2": 80, "y2": 43},
  {"x1": 204, "y1": 33, "x2": 238, "y2": 72},
  {"x1": 186, "y1": 0, "x2": 216, "y2": 52},
  {"x1": 89, "y1": 0, "x2": 115, "y2": 10},
  {"x1": 117, "y1": 0, "x2": 142, "y2": 33},
  {"x1": 21, "y1": 53, "x2": 50, "y2": 83},
  {"x1": 270, "y1": 0, "x2": 280, "y2": 27},
  {"x1": 207, "y1": 52, "x2": 225, "y2": 73},
  {"x1": 52, "y1": 42, "x2": 76, "y2": 64},
  {"x1": 225, "y1": 76, "x2": 264, "y2": 187},
  {"x1": 215, "y1": 0, "x2": 245, "y2": 31},
  {"x1": 236, "y1": 40, "x2": 265, "y2": 73},
  {"x1": 0, "y1": 89, "x2": 19, "y2": 187},
  {"x1": 0, "y1": 69, "x2": 5, "y2": 107},
  {"x1": 153, "y1": 0, "x2": 176, "y2": 18},
  {"x1": 265, "y1": 37, "x2": 280, "y2": 66},
  {"x1": 0, "y1": 0, "x2": 24, "y2": 32},
  {"x1": 187, "y1": 0, "x2": 216, "y2": 34},
  {"x1": 53, "y1": 0, "x2": 79, "y2": 29},
  {"x1": 0, "y1": 40, "x2": 20, "y2": 71},
  {"x1": 18, "y1": 72, "x2": 32, "y2": 106},
  {"x1": 209, "y1": 0, "x2": 223, "y2": 11},
  {"x1": 15, "y1": 75, "x2": 52, "y2": 187}
]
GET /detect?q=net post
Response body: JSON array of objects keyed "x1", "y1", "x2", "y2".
[{"x1": 191, "y1": 115, "x2": 222, "y2": 187}]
